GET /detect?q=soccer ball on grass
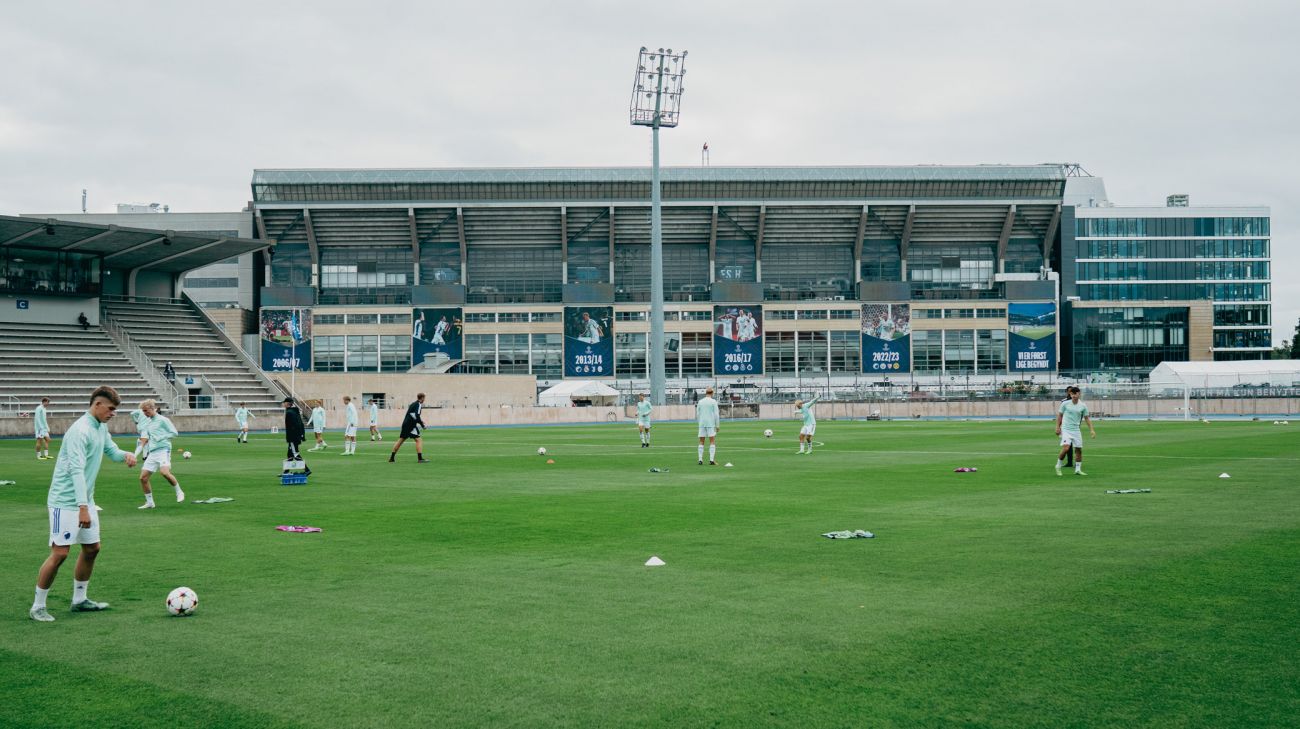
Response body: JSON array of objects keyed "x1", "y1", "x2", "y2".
[
  {"x1": 182, "y1": 451, "x2": 192, "y2": 460},
  {"x1": 166, "y1": 586, "x2": 198, "y2": 617},
  {"x1": 763, "y1": 429, "x2": 773, "y2": 438},
  {"x1": 537, "y1": 447, "x2": 547, "y2": 456}
]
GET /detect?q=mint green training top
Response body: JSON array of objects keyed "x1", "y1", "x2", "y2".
[
  {"x1": 637, "y1": 400, "x2": 652, "y2": 419},
  {"x1": 47, "y1": 412, "x2": 128, "y2": 509},
  {"x1": 34, "y1": 404, "x2": 49, "y2": 433},
  {"x1": 1058, "y1": 400, "x2": 1089, "y2": 432},
  {"x1": 799, "y1": 396, "x2": 821, "y2": 427}
]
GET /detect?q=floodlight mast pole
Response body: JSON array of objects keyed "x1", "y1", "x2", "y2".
[{"x1": 648, "y1": 53, "x2": 667, "y2": 407}]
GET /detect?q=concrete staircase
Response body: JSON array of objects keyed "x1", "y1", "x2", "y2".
[
  {"x1": 0, "y1": 322, "x2": 160, "y2": 415},
  {"x1": 101, "y1": 299, "x2": 284, "y2": 413}
]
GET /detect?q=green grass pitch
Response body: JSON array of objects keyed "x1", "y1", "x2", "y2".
[{"x1": 2, "y1": 419, "x2": 1298, "y2": 727}]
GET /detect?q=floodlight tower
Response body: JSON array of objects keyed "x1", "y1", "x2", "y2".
[{"x1": 630, "y1": 46, "x2": 687, "y2": 406}]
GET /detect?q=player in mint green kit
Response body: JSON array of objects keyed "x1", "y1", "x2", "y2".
[
  {"x1": 135, "y1": 399, "x2": 184, "y2": 509},
  {"x1": 1055, "y1": 385, "x2": 1096, "y2": 476},
  {"x1": 368, "y1": 398, "x2": 382, "y2": 441},
  {"x1": 235, "y1": 403, "x2": 254, "y2": 443},
  {"x1": 30, "y1": 386, "x2": 137, "y2": 622},
  {"x1": 795, "y1": 395, "x2": 821, "y2": 454},
  {"x1": 696, "y1": 387, "x2": 720, "y2": 465},
  {"x1": 342, "y1": 395, "x2": 359, "y2": 455},
  {"x1": 636, "y1": 393, "x2": 653, "y2": 448},
  {"x1": 34, "y1": 397, "x2": 52, "y2": 460},
  {"x1": 308, "y1": 402, "x2": 328, "y2": 451}
]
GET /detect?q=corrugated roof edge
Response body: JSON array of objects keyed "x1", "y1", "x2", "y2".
[{"x1": 251, "y1": 165, "x2": 1070, "y2": 186}]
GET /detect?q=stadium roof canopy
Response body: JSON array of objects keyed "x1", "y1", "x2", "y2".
[
  {"x1": 253, "y1": 165, "x2": 1069, "y2": 186},
  {"x1": 0, "y1": 214, "x2": 269, "y2": 273}
]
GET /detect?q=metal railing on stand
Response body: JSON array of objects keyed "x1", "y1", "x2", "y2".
[{"x1": 99, "y1": 312, "x2": 184, "y2": 412}]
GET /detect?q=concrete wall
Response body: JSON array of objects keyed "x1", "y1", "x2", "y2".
[
  {"x1": 270, "y1": 372, "x2": 539, "y2": 410},
  {"x1": 0, "y1": 293, "x2": 99, "y2": 325}
]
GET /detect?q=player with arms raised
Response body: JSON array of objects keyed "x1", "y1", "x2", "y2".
[
  {"x1": 29, "y1": 386, "x2": 137, "y2": 622},
  {"x1": 1055, "y1": 385, "x2": 1096, "y2": 476},
  {"x1": 795, "y1": 395, "x2": 821, "y2": 454}
]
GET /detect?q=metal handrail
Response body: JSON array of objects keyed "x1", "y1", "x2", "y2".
[
  {"x1": 99, "y1": 312, "x2": 185, "y2": 412},
  {"x1": 179, "y1": 293, "x2": 298, "y2": 406},
  {"x1": 0, "y1": 394, "x2": 18, "y2": 415}
]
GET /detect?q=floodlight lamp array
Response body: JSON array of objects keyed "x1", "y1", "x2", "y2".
[{"x1": 629, "y1": 47, "x2": 687, "y2": 127}]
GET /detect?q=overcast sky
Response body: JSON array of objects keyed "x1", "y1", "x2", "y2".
[{"x1": 2, "y1": 1, "x2": 1296, "y2": 345}]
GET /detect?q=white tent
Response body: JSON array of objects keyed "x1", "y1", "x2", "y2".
[
  {"x1": 1149, "y1": 360, "x2": 1300, "y2": 393},
  {"x1": 537, "y1": 380, "x2": 620, "y2": 407}
]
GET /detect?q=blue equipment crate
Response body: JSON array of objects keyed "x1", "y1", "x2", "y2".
[{"x1": 281, "y1": 473, "x2": 309, "y2": 486}]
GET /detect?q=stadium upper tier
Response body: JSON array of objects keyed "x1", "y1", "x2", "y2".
[{"x1": 251, "y1": 165, "x2": 1069, "y2": 204}]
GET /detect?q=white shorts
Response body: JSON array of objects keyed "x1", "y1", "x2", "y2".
[
  {"x1": 800, "y1": 424, "x2": 816, "y2": 436},
  {"x1": 698, "y1": 426, "x2": 717, "y2": 438},
  {"x1": 313, "y1": 426, "x2": 325, "y2": 435},
  {"x1": 142, "y1": 449, "x2": 172, "y2": 473},
  {"x1": 35, "y1": 429, "x2": 49, "y2": 439},
  {"x1": 238, "y1": 422, "x2": 249, "y2": 431},
  {"x1": 637, "y1": 417, "x2": 651, "y2": 429},
  {"x1": 1060, "y1": 431, "x2": 1083, "y2": 449},
  {"x1": 345, "y1": 425, "x2": 357, "y2": 437},
  {"x1": 49, "y1": 507, "x2": 99, "y2": 546}
]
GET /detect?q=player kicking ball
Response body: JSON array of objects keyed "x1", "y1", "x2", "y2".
[
  {"x1": 134, "y1": 399, "x2": 184, "y2": 508},
  {"x1": 794, "y1": 395, "x2": 820, "y2": 454},
  {"x1": 1055, "y1": 385, "x2": 1096, "y2": 476},
  {"x1": 696, "y1": 387, "x2": 720, "y2": 465},
  {"x1": 636, "y1": 393, "x2": 652, "y2": 447},
  {"x1": 341, "y1": 395, "x2": 358, "y2": 455},
  {"x1": 29, "y1": 386, "x2": 137, "y2": 622}
]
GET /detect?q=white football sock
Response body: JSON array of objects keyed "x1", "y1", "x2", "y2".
[
  {"x1": 1057, "y1": 459, "x2": 1064, "y2": 467},
  {"x1": 144, "y1": 492, "x2": 154, "y2": 506},
  {"x1": 173, "y1": 482, "x2": 183, "y2": 494},
  {"x1": 698, "y1": 445, "x2": 704, "y2": 461},
  {"x1": 44, "y1": 450, "x2": 50, "y2": 457},
  {"x1": 72, "y1": 580, "x2": 88, "y2": 604},
  {"x1": 1075, "y1": 464, "x2": 1082, "y2": 472},
  {"x1": 33, "y1": 586, "x2": 49, "y2": 611},
  {"x1": 709, "y1": 445, "x2": 716, "y2": 462}
]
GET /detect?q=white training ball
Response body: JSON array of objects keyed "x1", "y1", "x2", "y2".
[
  {"x1": 166, "y1": 586, "x2": 198, "y2": 617},
  {"x1": 182, "y1": 451, "x2": 192, "y2": 460},
  {"x1": 537, "y1": 447, "x2": 547, "y2": 456},
  {"x1": 763, "y1": 429, "x2": 773, "y2": 438}
]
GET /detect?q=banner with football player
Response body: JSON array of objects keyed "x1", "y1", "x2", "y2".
[
  {"x1": 1008, "y1": 301, "x2": 1057, "y2": 372},
  {"x1": 260, "y1": 308, "x2": 312, "y2": 371},
  {"x1": 563, "y1": 305, "x2": 614, "y2": 377},
  {"x1": 712, "y1": 305, "x2": 763, "y2": 376},
  {"x1": 411, "y1": 307, "x2": 463, "y2": 366},
  {"x1": 860, "y1": 303, "x2": 911, "y2": 374}
]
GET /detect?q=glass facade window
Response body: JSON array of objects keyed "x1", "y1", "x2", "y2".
[
  {"x1": 1078, "y1": 261, "x2": 1268, "y2": 281},
  {"x1": 419, "y1": 242, "x2": 460, "y2": 284},
  {"x1": 183, "y1": 277, "x2": 238, "y2": 288},
  {"x1": 498, "y1": 334, "x2": 530, "y2": 374},
  {"x1": 829, "y1": 331, "x2": 860, "y2": 372},
  {"x1": 313, "y1": 335, "x2": 345, "y2": 372},
  {"x1": 379, "y1": 313, "x2": 410, "y2": 325},
  {"x1": 913, "y1": 309, "x2": 943, "y2": 319},
  {"x1": 908, "y1": 244, "x2": 994, "y2": 297},
  {"x1": 1079, "y1": 283, "x2": 1269, "y2": 302},
  {"x1": 830, "y1": 309, "x2": 860, "y2": 320},
  {"x1": 380, "y1": 335, "x2": 410, "y2": 372},
  {"x1": 681, "y1": 310, "x2": 712, "y2": 321},
  {"x1": 765, "y1": 331, "x2": 795, "y2": 375},
  {"x1": 532, "y1": 312, "x2": 561, "y2": 322},
  {"x1": 531, "y1": 334, "x2": 562, "y2": 377},
  {"x1": 1214, "y1": 330, "x2": 1271, "y2": 348},
  {"x1": 616, "y1": 311, "x2": 647, "y2": 321},
  {"x1": 681, "y1": 332, "x2": 711, "y2": 376},
  {"x1": 346, "y1": 335, "x2": 378, "y2": 372},
  {"x1": 976, "y1": 329, "x2": 1007, "y2": 371},
  {"x1": 715, "y1": 240, "x2": 757, "y2": 282},
  {"x1": 1069, "y1": 307, "x2": 1189, "y2": 371},
  {"x1": 913, "y1": 331, "x2": 942, "y2": 372},
  {"x1": 1003, "y1": 238, "x2": 1042, "y2": 274},
  {"x1": 946, "y1": 309, "x2": 975, "y2": 319},
  {"x1": 465, "y1": 334, "x2": 496, "y2": 373},
  {"x1": 348, "y1": 313, "x2": 378, "y2": 325},
  {"x1": 567, "y1": 241, "x2": 610, "y2": 284},
  {"x1": 465, "y1": 312, "x2": 495, "y2": 323},
  {"x1": 860, "y1": 240, "x2": 901, "y2": 282},
  {"x1": 615, "y1": 244, "x2": 709, "y2": 303},
  {"x1": 270, "y1": 242, "x2": 312, "y2": 288},
  {"x1": 314, "y1": 314, "x2": 345, "y2": 325},
  {"x1": 498, "y1": 312, "x2": 528, "y2": 323},
  {"x1": 1082, "y1": 239, "x2": 1269, "y2": 259},
  {"x1": 796, "y1": 331, "x2": 828, "y2": 374},
  {"x1": 320, "y1": 248, "x2": 411, "y2": 289},
  {"x1": 767, "y1": 310, "x2": 795, "y2": 320},
  {"x1": 762, "y1": 244, "x2": 853, "y2": 301},
  {"x1": 1077, "y1": 217, "x2": 1269, "y2": 238},
  {"x1": 616, "y1": 333, "x2": 648, "y2": 377},
  {"x1": 942, "y1": 330, "x2": 975, "y2": 373},
  {"x1": 467, "y1": 246, "x2": 561, "y2": 303},
  {"x1": 797, "y1": 309, "x2": 828, "y2": 320},
  {"x1": 1213, "y1": 305, "x2": 1270, "y2": 326},
  {"x1": 975, "y1": 308, "x2": 1004, "y2": 318}
]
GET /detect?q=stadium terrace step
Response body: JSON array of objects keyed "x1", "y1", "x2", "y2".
[{"x1": 0, "y1": 323, "x2": 161, "y2": 415}]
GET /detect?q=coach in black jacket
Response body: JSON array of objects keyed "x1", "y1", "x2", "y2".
[
  {"x1": 283, "y1": 398, "x2": 307, "y2": 463},
  {"x1": 388, "y1": 393, "x2": 428, "y2": 463}
]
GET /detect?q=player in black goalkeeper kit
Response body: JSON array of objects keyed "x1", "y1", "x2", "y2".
[{"x1": 389, "y1": 393, "x2": 428, "y2": 463}]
